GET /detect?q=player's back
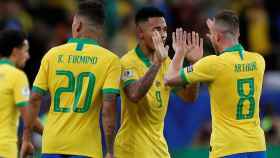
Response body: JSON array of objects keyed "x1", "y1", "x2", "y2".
[
  {"x1": 209, "y1": 51, "x2": 266, "y2": 157},
  {"x1": 33, "y1": 38, "x2": 120, "y2": 157}
]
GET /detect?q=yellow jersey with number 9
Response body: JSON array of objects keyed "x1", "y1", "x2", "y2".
[
  {"x1": 180, "y1": 44, "x2": 266, "y2": 158},
  {"x1": 0, "y1": 59, "x2": 30, "y2": 158},
  {"x1": 32, "y1": 38, "x2": 121, "y2": 157},
  {"x1": 114, "y1": 46, "x2": 171, "y2": 158}
]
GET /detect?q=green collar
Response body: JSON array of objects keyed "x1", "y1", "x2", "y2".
[
  {"x1": 68, "y1": 38, "x2": 98, "y2": 45},
  {"x1": 135, "y1": 46, "x2": 151, "y2": 67},
  {"x1": 68, "y1": 38, "x2": 98, "y2": 51},
  {"x1": 223, "y1": 43, "x2": 245, "y2": 60},
  {"x1": 0, "y1": 59, "x2": 15, "y2": 67}
]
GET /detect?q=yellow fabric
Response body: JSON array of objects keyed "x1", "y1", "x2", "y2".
[
  {"x1": 114, "y1": 47, "x2": 171, "y2": 158},
  {"x1": 183, "y1": 51, "x2": 266, "y2": 158},
  {"x1": 248, "y1": 8, "x2": 271, "y2": 55},
  {"x1": 33, "y1": 38, "x2": 121, "y2": 157},
  {"x1": 0, "y1": 61, "x2": 30, "y2": 157}
]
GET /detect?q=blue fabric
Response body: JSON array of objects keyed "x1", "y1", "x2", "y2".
[
  {"x1": 42, "y1": 154, "x2": 89, "y2": 158},
  {"x1": 223, "y1": 151, "x2": 267, "y2": 158}
]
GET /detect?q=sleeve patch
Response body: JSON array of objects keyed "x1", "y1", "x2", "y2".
[
  {"x1": 122, "y1": 69, "x2": 134, "y2": 81},
  {"x1": 21, "y1": 86, "x2": 30, "y2": 97}
]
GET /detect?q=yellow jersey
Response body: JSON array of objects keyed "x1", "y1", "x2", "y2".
[
  {"x1": 0, "y1": 59, "x2": 30, "y2": 158},
  {"x1": 32, "y1": 38, "x2": 121, "y2": 157},
  {"x1": 180, "y1": 44, "x2": 266, "y2": 158},
  {"x1": 114, "y1": 46, "x2": 171, "y2": 158}
]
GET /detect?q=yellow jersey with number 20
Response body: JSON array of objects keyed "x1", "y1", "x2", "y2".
[{"x1": 33, "y1": 38, "x2": 121, "y2": 157}]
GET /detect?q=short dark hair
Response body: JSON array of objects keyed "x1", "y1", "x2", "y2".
[
  {"x1": 0, "y1": 29, "x2": 26, "y2": 57},
  {"x1": 135, "y1": 6, "x2": 165, "y2": 25},
  {"x1": 214, "y1": 10, "x2": 239, "y2": 35},
  {"x1": 77, "y1": 0, "x2": 105, "y2": 26}
]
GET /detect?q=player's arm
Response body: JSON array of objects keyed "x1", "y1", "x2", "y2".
[
  {"x1": 33, "y1": 118, "x2": 43, "y2": 135},
  {"x1": 102, "y1": 57, "x2": 121, "y2": 157},
  {"x1": 165, "y1": 30, "x2": 203, "y2": 102},
  {"x1": 165, "y1": 30, "x2": 203, "y2": 87},
  {"x1": 102, "y1": 93, "x2": 117, "y2": 157},
  {"x1": 124, "y1": 31, "x2": 169, "y2": 103},
  {"x1": 21, "y1": 54, "x2": 49, "y2": 158}
]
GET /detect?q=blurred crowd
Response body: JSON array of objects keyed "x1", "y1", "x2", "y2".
[{"x1": 0, "y1": 0, "x2": 280, "y2": 149}]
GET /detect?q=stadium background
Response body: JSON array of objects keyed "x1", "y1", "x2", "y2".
[{"x1": 0, "y1": 0, "x2": 279, "y2": 157}]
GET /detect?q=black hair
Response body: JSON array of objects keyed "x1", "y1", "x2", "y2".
[
  {"x1": 215, "y1": 10, "x2": 239, "y2": 35},
  {"x1": 0, "y1": 29, "x2": 26, "y2": 57},
  {"x1": 77, "y1": 0, "x2": 105, "y2": 26},
  {"x1": 135, "y1": 6, "x2": 165, "y2": 25}
]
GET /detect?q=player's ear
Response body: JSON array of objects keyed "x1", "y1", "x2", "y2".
[
  {"x1": 76, "y1": 21, "x2": 82, "y2": 34},
  {"x1": 216, "y1": 32, "x2": 222, "y2": 43},
  {"x1": 136, "y1": 24, "x2": 144, "y2": 40}
]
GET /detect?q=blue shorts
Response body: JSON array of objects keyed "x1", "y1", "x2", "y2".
[
  {"x1": 223, "y1": 151, "x2": 266, "y2": 158},
  {"x1": 42, "y1": 154, "x2": 89, "y2": 158}
]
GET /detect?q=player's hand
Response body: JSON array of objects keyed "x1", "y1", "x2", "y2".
[
  {"x1": 206, "y1": 18, "x2": 214, "y2": 42},
  {"x1": 105, "y1": 152, "x2": 113, "y2": 158},
  {"x1": 152, "y1": 30, "x2": 169, "y2": 65},
  {"x1": 20, "y1": 140, "x2": 34, "y2": 158},
  {"x1": 172, "y1": 28, "x2": 187, "y2": 56},
  {"x1": 185, "y1": 31, "x2": 203, "y2": 64}
]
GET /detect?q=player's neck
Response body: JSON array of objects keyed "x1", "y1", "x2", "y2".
[
  {"x1": 1, "y1": 56, "x2": 17, "y2": 67},
  {"x1": 138, "y1": 43, "x2": 154, "y2": 60},
  {"x1": 77, "y1": 30, "x2": 100, "y2": 42},
  {"x1": 220, "y1": 40, "x2": 239, "y2": 53}
]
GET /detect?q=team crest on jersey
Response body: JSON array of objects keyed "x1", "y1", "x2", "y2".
[
  {"x1": 186, "y1": 65, "x2": 193, "y2": 73},
  {"x1": 22, "y1": 86, "x2": 30, "y2": 97},
  {"x1": 122, "y1": 69, "x2": 134, "y2": 80}
]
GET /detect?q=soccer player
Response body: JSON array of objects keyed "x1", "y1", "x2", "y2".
[
  {"x1": 114, "y1": 7, "x2": 202, "y2": 158},
  {"x1": 21, "y1": 1, "x2": 121, "y2": 158},
  {"x1": 165, "y1": 10, "x2": 266, "y2": 158},
  {"x1": 0, "y1": 29, "x2": 43, "y2": 158}
]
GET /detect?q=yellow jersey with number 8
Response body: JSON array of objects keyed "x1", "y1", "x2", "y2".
[{"x1": 180, "y1": 44, "x2": 266, "y2": 158}]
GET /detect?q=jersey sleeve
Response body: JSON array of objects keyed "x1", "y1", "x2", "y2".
[
  {"x1": 180, "y1": 55, "x2": 218, "y2": 84},
  {"x1": 102, "y1": 57, "x2": 121, "y2": 95},
  {"x1": 32, "y1": 54, "x2": 49, "y2": 95},
  {"x1": 14, "y1": 71, "x2": 30, "y2": 107},
  {"x1": 120, "y1": 58, "x2": 140, "y2": 88}
]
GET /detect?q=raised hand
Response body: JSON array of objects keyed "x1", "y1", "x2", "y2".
[
  {"x1": 172, "y1": 28, "x2": 187, "y2": 56},
  {"x1": 185, "y1": 31, "x2": 203, "y2": 63},
  {"x1": 152, "y1": 30, "x2": 169, "y2": 65},
  {"x1": 206, "y1": 18, "x2": 215, "y2": 42}
]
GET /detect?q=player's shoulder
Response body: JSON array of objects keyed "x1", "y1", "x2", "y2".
[
  {"x1": 199, "y1": 55, "x2": 219, "y2": 63},
  {"x1": 95, "y1": 45, "x2": 120, "y2": 60},
  {"x1": 120, "y1": 48, "x2": 137, "y2": 63},
  {"x1": 42, "y1": 44, "x2": 66, "y2": 59},
  {"x1": 245, "y1": 51, "x2": 265, "y2": 63},
  {"x1": 11, "y1": 67, "x2": 27, "y2": 78}
]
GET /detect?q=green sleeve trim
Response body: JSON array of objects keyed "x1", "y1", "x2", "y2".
[
  {"x1": 179, "y1": 68, "x2": 190, "y2": 84},
  {"x1": 16, "y1": 101, "x2": 29, "y2": 107},
  {"x1": 32, "y1": 86, "x2": 47, "y2": 96},
  {"x1": 123, "y1": 79, "x2": 136, "y2": 88},
  {"x1": 102, "y1": 88, "x2": 120, "y2": 94}
]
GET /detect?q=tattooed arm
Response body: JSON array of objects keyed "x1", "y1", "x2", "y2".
[
  {"x1": 124, "y1": 63, "x2": 161, "y2": 103},
  {"x1": 102, "y1": 93, "x2": 117, "y2": 157},
  {"x1": 124, "y1": 31, "x2": 168, "y2": 103}
]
